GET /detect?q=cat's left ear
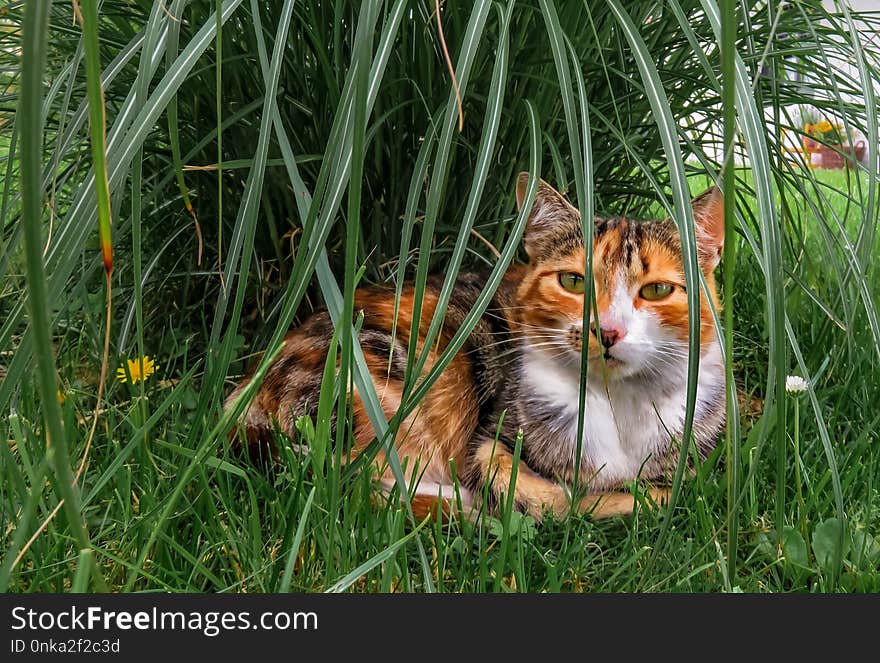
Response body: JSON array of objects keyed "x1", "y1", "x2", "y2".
[
  {"x1": 515, "y1": 172, "x2": 579, "y2": 259},
  {"x1": 692, "y1": 187, "x2": 724, "y2": 270}
]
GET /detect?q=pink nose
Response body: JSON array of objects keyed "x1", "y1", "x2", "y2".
[{"x1": 589, "y1": 323, "x2": 625, "y2": 349}]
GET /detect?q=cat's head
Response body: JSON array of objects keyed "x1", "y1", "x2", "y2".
[{"x1": 513, "y1": 173, "x2": 724, "y2": 381}]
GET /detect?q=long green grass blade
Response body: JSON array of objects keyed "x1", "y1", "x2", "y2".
[
  {"x1": 79, "y1": 0, "x2": 113, "y2": 274},
  {"x1": 279, "y1": 487, "x2": 316, "y2": 593},
  {"x1": 325, "y1": 520, "x2": 426, "y2": 593},
  {"x1": 721, "y1": 0, "x2": 739, "y2": 586},
  {"x1": 605, "y1": 0, "x2": 705, "y2": 569},
  {"x1": 18, "y1": 0, "x2": 96, "y2": 587}
]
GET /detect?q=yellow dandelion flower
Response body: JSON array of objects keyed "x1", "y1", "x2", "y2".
[{"x1": 117, "y1": 355, "x2": 158, "y2": 384}]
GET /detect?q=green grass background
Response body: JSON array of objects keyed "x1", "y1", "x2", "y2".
[{"x1": 1, "y1": 0, "x2": 879, "y2": 592}]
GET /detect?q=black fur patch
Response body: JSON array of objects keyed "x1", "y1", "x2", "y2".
[{"x1": 358, "y1": 328, "x2": 407, "y2": 381}]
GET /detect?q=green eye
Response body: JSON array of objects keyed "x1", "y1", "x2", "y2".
[
  {"x1": 639, "y1": 282, "x2": 674, "y2": 301},
  {"x1": 558, "y1": 272, "x2": 586, "y2": 294}
]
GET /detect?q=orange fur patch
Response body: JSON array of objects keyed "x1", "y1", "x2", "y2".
[{"x1": 633, "y1": 239, "x2": 721, "y2": 346}]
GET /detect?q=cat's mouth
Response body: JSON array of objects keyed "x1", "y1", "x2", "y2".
[
  {"x1": 581, "y1": 349, "x2": 624, "y2": 371},
  {"x1": 600, "y1": 352, "x2": 623, "y2": 369},
  {"x1": 558, "y1": 339, "x2": 627, "y2": 371}
]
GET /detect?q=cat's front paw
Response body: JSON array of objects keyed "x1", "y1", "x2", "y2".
[
  {"x1": 578, "y1": 492, "x2": 636, "y2": 519},
  {"x1": 577, "y1": 485, "x2": 671, "y2": 519}
]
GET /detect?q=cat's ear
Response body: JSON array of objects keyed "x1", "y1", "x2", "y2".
[
  {"x1": 516, "y1": 172, "x2": 578, "y2": 259},
  {"x1": 692, "y1": 187, "x2": 724, "y2": 270}
]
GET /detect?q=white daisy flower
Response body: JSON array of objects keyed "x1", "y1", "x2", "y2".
[{"x1": 785, "y1": 375, "x2": 808, "y2": 393}]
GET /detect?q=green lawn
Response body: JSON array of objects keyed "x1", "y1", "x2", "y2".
[{"x1": 3, "y1": 168, "x2": 877, "y2": 593}]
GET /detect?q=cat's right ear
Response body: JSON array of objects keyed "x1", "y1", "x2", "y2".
[
  {"x1": 691, "y1": 186, "x2": 725, "y2": 271},
  {"x1": 515, "y1": 171, "x2": 536, "y2": 212},
  {"x1": 516, "y1": 172, "x2": 578, "y2": 259}
]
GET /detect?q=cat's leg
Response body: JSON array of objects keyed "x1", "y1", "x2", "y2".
[
  {"x1": 465, "y1": 435, "x2": 571, "y2": 520},
  {"x1": 579, "y1": 485, "x2": 670, "y2": 518},
  {"x1": 465, "y1": 435, "x2": 668, "y2": 520}
]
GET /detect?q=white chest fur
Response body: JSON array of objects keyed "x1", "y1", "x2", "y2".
[{"x1": 519, "y1": 343, "x2": 723, "y2": 488}]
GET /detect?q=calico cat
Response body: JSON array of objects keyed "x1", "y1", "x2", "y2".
[{"x1": 226, "y1": 174, "x2": 726, "y2": 520}]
